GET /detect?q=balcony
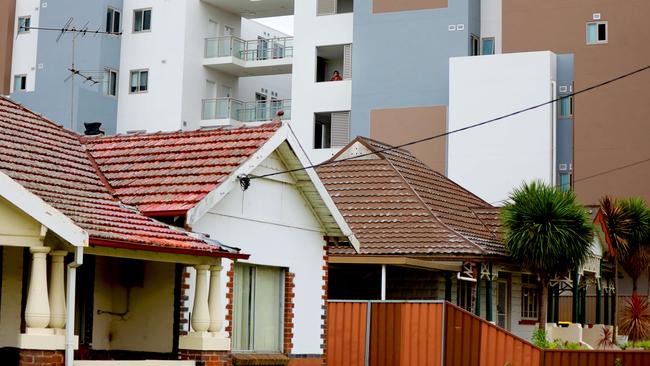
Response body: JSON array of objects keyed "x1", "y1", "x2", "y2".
[
  {"x1": 200, "y1": 98, "x2": 291, "y2": 127},
  {"x1": 203, "y1": 36, "x2": 293, "y2": 76}
]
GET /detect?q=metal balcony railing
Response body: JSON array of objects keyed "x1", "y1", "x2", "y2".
[
  {"x1": 205, "y1": 36, "x2": 294, "y2": 61},
  {"x1": 202, "y1": 98, "x2": 292, "y2": 122}
]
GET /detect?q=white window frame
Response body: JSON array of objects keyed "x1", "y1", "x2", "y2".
[
  {"x1": 104, "y1": 68, "x2": 118, "y2": 97},
  {"x1": 129, "y1": 69, "x2": 149, "y2": 94},
  {"x1": 520, "y1": 274, "x2": 539, "y2": 320},
  {"x1": 14, "y1": 74, "x2": 27, "y2": 92},
  {"x1": 586, "y1": 21, "x2": 608, "y2": 45},
  {"x1": 133, "y1": 8, "x2": 152, "y2": 33},
  {"x1": 106, "y1": 7, "x2": 121, "y2": 34},
  {"x1": 17, "y1": 16, "x2": 30, "y2": 34},
  {"x1": 558, "y1": 95, "x2": 573, "y2": 118}
]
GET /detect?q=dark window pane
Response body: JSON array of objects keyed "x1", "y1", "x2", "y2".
[
  {"x1": 110, "y1": 72, "x2": 117, "y2": 96},
  {"x1": 134, "y1": 10, "x2": 143, "y2": 32},
  {"x1": 113, "y1": 11, "x2": 120, "y2": 33},
  {"x1": 106, "y1": 9, "x2": 112, "y2": 32},
  {"x1": 24, "y1": 18, "x2": 30, "y2": 31},
  {"x1": 598, "y1": 23, "x2": 607, "y2": 41},
  {"x1": 140, "y1": 71, "x2": 148, "y2": 91},
  {"x1": 143, "y1": 10, "x2": 151, "y2": 31},
  {"x1": 20, "y1": 76, "x2": 26, "y2": 90}
]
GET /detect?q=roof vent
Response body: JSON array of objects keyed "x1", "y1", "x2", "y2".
[{"x1": 84, "y1": 122, "x2": 104, "y2": 136}]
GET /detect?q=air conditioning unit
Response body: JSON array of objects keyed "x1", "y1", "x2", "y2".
[
  {"x1": 559, "y1": 163, "x2": 568, "y2": 171},
  {"x1": 559, "y1": 86, "x2": 568, "y2": 93},
  {"x1": 593, "y1": 13, "x2": 601, "y2": 20}
]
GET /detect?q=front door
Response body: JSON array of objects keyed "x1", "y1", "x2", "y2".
[{"x1": 497, "y1": 279, "x2": 510, "y2": 330}]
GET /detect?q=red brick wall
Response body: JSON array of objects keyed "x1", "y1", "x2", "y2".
[
  {"x1": 321, "y1": 243, "x2": 329, "y2": 366},
  {"x1": 284, "y1": 272, "x2": 296, "y2": 353},
  {"x1": 19, "y1": 350, "x2": 64, "y2": 366},
  {"x1": 225, "y1": 265, "x2": 235, "y2": 338},
  {"x1": 179, "y1": 350, "x2": 231, "y2": 366},
  {"x1": 180, "y1": 267, "x2": 191, "y2": 335}
]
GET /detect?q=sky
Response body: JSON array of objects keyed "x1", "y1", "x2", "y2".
[{"x1": 254, "y1": 15, "x2": 294, "y2": 36}]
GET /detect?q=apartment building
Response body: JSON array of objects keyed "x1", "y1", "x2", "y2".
[
  {"x1": 2, "y1": 0, "x2": 122, "y2": 134},
  {"x1": 115, "y1": 1, "x2": 293, "y2": 133}
]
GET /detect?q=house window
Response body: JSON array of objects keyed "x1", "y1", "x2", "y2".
[
  {"x1": 317, "y1": 0, "x2": 354, "y2": 15},
  {"x1": 559, "y1": 95, "x2": 573, "y2": 117},
  {"x1": 521, "y1": 274, "x2": 539, "y2": 320},
  {"x1": 314, "y1": 111, "x2": 350, "y2": 149},
  {"x1": 481, "y1": 37, "x2": 495, "y2": 55},
  {"x1": 133, "y1": 9, "x2": 152, "y2": 32},
  {"x1": 470, "y1": 34, "x2": 480, "y2": 56},
  {"x1": 18, "y1": 16, "x2": 30, "y2": 34},
  {"x1": 587, "y1": 22, "x2": 607, "y2": 44},
  {"x1": 14, "y1": 75, "x2": 27, "y2": 92},
  {"x1": 129, "y1": 69, "x2": 148, "y2": 93},
  {"x1": 232, "y1": 264, "x2": 284, "y2": 352},
  {"x1": 559, "y1": 173, "x2": 571, "y2": 192},
  {"x1": 316, "y1": 44, "x2": 352, "y2": 82},
  {"x1": 457, "y1": 280, "x2": 474, "y2": 312},
  {"x1": 103, "y1": 68, "x2": 118, "y2": 97},
  {"x1": 105, "y1": 8, "x2": 121, "y2": 33}
]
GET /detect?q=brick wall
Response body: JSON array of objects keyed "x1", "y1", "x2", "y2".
[
  {"x1": 225, "y1": 265, "x2": 235, "y2": 338},
  {"x1": 180, "y1": 267, "x2": 191, "y2": 335},
  {"x1": 320, "y1": 243, "x2": 329, "y2": 366},
  {"x1": 283, "y1": 272, "x2": 296, "y2": 354},
  {"x1": 19, "y1": 350, "x2": 64, "y2": 366},
  {"x1": 179, "y1": 350, "x2": 231, "y2": 366}
]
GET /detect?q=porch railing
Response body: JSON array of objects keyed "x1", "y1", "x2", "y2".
[
  {"x1": 205, "y1": 36, "x2": 294, "y2": 61},
  {"x1": 201, "y1": 97, "x2": 291, "y2": 122}
]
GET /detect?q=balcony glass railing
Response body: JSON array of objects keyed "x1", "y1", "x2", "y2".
[
  {"x1": 205, "y1": 36, "x2": 294, "y2": 61},
  {"x1": 202, "y1": 98, "x2": 292, "y2": 122}
]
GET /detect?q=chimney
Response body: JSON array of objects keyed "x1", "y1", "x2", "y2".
[{"x1": 84, "y1": 122, "x2": 105, "y2": 136}]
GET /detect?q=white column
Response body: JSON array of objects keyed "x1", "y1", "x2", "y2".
[
  {"x1": 49, "y1": 251, "x2": 67, "y2": 330},
  {"x1": 381, "y1": 264, "x2": 387, "y2": 301},
  {"x1": 208, "y1": 265, "x2": 223, "y2": 333},
  {"x1": 192, "y1": 265, "x2": 211, "y2": 333},
  {"x1": 25, "y1": 247, "x2": 51, "y2": 329}
]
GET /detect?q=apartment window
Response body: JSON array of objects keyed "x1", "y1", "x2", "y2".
[
  {"x1": 316, "y1": 44, "x2": 352, "y2": 82},
  {"x1": 14, "y1": 75, "x2": 27, "y2": 92},
  {"x1": 129, "y1": 70, "x2": 148, "y2": 93},
  {"x1": 559, "y1": 173, "x2": 571, "y2": 192},
  {"x1": 587, "y1": 21, "x2": 607, "y2": 44},
  {"x1": 18, "y1": 16, "x2": 30, "y2": 34},
  {"x1": 103, "y1": 69, "x2": 118, "y2": 97},
  {"x1": 105, "y1": 8, "x2": 121, "y2": 33},
  {"x1": 133, "y1": 9, "x2": 152, "y2": 32},
  {"x1": 457, "y1": 280, "x2": 474, "y2": 312},
  {"x1": 232, "y1": 264, "x2": 284, "y2": 352},
  {"x1": 481, "y1": 37, "x2": 495, "y2": 55},
  {"x1": 314, "y1": 111, "x2": 350, "y2": 149},
  {"x1": 559, "y1": 95, "x2": 573, "y2": 117},
  {"x1": 470, "y1": 34, "x2": 480, "y2": 56},
  {"x1": 317, "y1": 0, "x2": 354, "y2": 15},
  {"x1": 521, "y1": 274, "x2": 539, "y2": 320}
]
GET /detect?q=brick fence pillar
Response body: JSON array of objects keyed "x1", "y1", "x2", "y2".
[
  {"x1": 19, "y1": 349, "x2": 64, "y2": 366},
  {"x1": 179, "y1": 349, "x2": 232, "y2": 366}
]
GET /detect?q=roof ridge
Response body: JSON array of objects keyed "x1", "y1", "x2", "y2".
[
  {"x1": 468, "y1": 207, "x2": 500, "y2": 241},
  {"x1": 79, "y1": 140, "x2": 120, "y2": 201},
  {"x1": 381, "y1": 152, "x2": 487, "y2": 255}
]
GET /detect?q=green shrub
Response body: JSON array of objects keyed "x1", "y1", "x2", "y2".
[{"x1": 532, "y1": 329, "x2": 549, "y2": 348}]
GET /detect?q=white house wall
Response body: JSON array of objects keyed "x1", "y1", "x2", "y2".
[
  {"x1": 291, "y1": 1, "x2": 353, "y2": 163},
  {"x1": 192, "y1": 152, "x2": 327, "y2": 354},
  {"x1": 480, "y1": 0, "x2": 502, "y2": 54},
  {"x1": 448, "y1": 51, "x2": 557, "y2": 204},
  {"x1": 0, "y1": 246, "x2": 24, "y2": 348},
  {"x1": 10, "y1": 0, "x2": 40, "y2": 93}
]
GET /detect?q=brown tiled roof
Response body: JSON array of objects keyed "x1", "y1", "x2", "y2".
[
  {"x1": 317, "y1": 137, "x2": 505, "y2": 257},
  {"x1": 0, "y1": 97, "x2": 244, "y2": 258},
  {"x1": 83, "y1": 124, "x2": 281, "y2": 214}
]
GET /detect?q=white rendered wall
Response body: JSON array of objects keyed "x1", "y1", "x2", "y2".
[
  {"x1": 480, "y1": 0, "x2": 502, "y2": 54},
  {"x1": 448, "y1": 51, "x2": 557, "y2": 204},
  {"x1": 192, "y1": 152, "x2": 327, "y2": 354},
  {"x1": 0, "y1": 247, "x2": 24, "y2": 347},
  {"x1": 10, "y1": 0, "x2": 40, "y2": 93},
  {"x1": 291, "y1": 1, "x2": 353, "y2": 163},
  {"x1": 116, "y1": 0, "x2": 189, "y2": 133}
]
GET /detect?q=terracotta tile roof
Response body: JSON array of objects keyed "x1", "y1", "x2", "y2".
[
  {"x1": 0, "y1": 97, "x2": 244, "y2": 258},
  {"x1": 317, "y1": 137, "x2": 505, "y2": 257},
  {"x1": 83, "y1": 124, "x2": 281, "y2": 214}
]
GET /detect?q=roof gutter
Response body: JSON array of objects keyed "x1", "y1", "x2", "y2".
[{"x1": 89, "y1": 238, "x2": 249, "y2": 260}]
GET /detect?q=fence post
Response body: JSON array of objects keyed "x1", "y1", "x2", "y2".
[
  {"x1": 364, "y1": 301, "x2": 371, "y2": 366},
  {"x1": 441, "y1": 302, "x2": 446, "y2": 366}
]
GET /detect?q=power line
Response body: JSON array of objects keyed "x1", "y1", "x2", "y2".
[{"x1": 243, "y1": 63, "x2": 650, "y2": 185}]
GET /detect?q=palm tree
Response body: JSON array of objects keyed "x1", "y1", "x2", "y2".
[
  {"x1": 600, "y1": 197, "x2": 650, "y2": 293},
  {"x1": 501, "y1": 181, "x2": 594, "y2": 331}
]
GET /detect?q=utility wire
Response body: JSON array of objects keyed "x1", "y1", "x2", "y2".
[
  {"x1": 244, "y1": 63, "x2": 650, "y2": 184},
  {"x1": 21, "y1": 25, "x2": 121, "y2": 36}
]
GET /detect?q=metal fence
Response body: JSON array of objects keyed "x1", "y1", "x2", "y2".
[
  {"x1": 205, "y1": 36, "x2": 294, "y2": 60},
  {"x1": 201, "y1": 98, "x2": 291, "y2": 122}
]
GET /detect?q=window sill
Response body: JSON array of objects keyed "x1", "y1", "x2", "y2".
[
  {"x1": 231, "y1": 353, "x2": 289, "y2": 366},
  {"x1": 518, "y1": 319, "x2": 538, "y2": 325}
]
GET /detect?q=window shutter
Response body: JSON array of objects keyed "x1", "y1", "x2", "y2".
[
  {"x1": 331, "y1": 111, "x2": 350, "y2": 147},
  {"x1": 317, "y1": 0, "x2": 337, "y2": 16},
  {"x1": 343, "y1": 44, "x2": 352, "y2": 80}
]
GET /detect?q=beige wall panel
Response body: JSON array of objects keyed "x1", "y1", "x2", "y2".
[
  {"x1": 0, "y1": 247, "x2": 24, "y2": 347},
  {"x1": 373, "y1": 0, "x2": 448, "y2": 14},
  {"x1": 503, "y1": 0, "x2": 650, "y2": 204},
  {"x1": 370, "y1": 106, "x2": 447, "y2": 173}
]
